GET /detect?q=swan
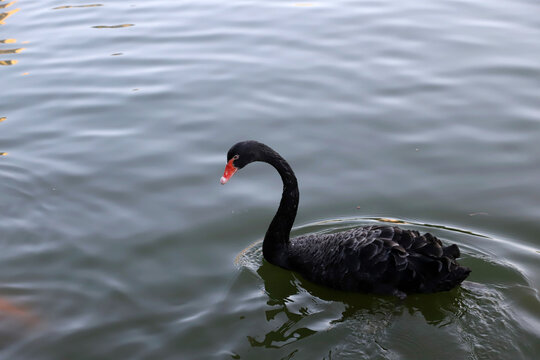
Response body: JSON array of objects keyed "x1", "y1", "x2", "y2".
[{"x1": 220, "y1": 140, "x2": 471, "y2": 299}]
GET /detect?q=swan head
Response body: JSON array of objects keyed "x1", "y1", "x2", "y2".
[{"x1": 220, "y1": 140, "x2": 268, "y2": 184}]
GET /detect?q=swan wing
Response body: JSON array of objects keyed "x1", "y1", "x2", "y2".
[{"x1": 288, "y1": 225, "x2": 470, "y2": 295}]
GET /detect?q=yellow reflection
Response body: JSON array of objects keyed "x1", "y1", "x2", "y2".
[
  {"x1": 0, "y1": 297, "x2": 39, "y2": 326},
  {"x1": 1, "y1": 1, "x2": 22, "y2": 66},
  {"x1": 0, "y1": 117, "x2": 6, "y2": 122},
  {"x1": 0, "y1": 1, "x2": 17, "y2": 10},
  {"x1": 0, "y1": 7, "x2": 20, "y2": 24},
  {"x1": 53, "y1": 4, "x2": 103, "y2": 10},
  {"x1": 374, "y1": 217, "x2": 409, "y2": 224},
  {"x1": 92, "y1": 24, "x2": 134, "y2": 28},
  {"x1": 21, "y1": 71, "x2": 28, "y2": 75},
  {"x1": 0, "y1": 152, "x2": 7, "y2": 156},
  {"x1": 0, "y1": 47, "x2": 24, "y2": 54}
]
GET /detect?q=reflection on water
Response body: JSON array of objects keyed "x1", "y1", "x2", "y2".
[
  {"x1": 0, "y1": 297, "x2": 39, "y2": 326},
  {"x1": 1, "y1": 117, "x2": 5, "y2": 155},
  {"x1": 0, "y1": 59, "x2": 17, "y2": 66},
  {"x1": 52, "y1": 4, "x2": 103, "y2": 10},
  {"x1": 0, "y1": 47, "x2": 24, "y2": 54},
  {"x1": 0, "y1": 0, "x2": 15, "y2": 10},
  {"x1": 0, "y1": 2, "x2": 19, "y2": 25},
  {"x1": 0, "y1": 0, "x2": 21, "y2": 68},
  {"x1": 233, "y1": 218, "x2": 537, "y2": 358},
  {"x1": 0, "y1": 0, "x2": 13, "y2": 9},
  {"x1": 92, "y1": 24, "x2": 134, "y2": 29},
  {"x1": 249, "y1": 263, "x2": 318, "y2": 349}
]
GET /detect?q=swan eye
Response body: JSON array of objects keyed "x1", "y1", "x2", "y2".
[{"x1": 233, "y1": 155, "x2": 239, "y2": 160}]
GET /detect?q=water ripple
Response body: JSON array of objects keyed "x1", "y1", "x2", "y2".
[{"x1": 1, "y1": 0, "x2": 540, "y2": 358}]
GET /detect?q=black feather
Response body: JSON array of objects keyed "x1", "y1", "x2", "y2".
[{"x1": 288, "y1": 225, "x2": 470, "y2": 296}]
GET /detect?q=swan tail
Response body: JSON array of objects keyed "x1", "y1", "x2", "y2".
[
  {"x1": 443, "y1": 244, "x2": 460, "y2": 259},
  {"x1": 386, "y1": 227, "x2": 471, "y2": 293},
  {"x1": 435, "y1": 264, "x2": 471, "y2": 292}
]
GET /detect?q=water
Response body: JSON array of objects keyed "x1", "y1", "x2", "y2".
[{"x1": 1, "y1": 0, "x2": 539, "y2": 358}]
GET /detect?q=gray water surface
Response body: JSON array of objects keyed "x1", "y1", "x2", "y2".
[{"x1": 1, "y1": 1, "x2": 539, "y2": 359}]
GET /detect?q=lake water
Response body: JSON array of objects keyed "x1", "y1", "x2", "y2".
[{"x1": 1, "y1": 0, "x2": 539, "y2": 359}]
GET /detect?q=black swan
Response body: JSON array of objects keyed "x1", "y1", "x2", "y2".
[{"x1": 220, "y1": 141, "x2": 471, "y2": 299}]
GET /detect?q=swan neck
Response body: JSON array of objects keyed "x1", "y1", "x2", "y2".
[{"x1": 263, "y1": 153, "x2": 299, "y2": 268}]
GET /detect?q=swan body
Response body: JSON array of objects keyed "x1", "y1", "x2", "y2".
[{"x1": 221, "y1": 141, "x2": 471, "y2": 299}]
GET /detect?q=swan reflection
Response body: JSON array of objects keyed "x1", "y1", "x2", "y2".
[{"x1": 247, "y1": 258, "x2": 470, "y2": 351}]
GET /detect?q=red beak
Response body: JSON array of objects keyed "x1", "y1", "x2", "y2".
[{"x1": 220, "y1": 159, "x2": 238, "y2": 185}]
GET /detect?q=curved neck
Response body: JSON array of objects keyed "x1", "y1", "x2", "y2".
[{"x1": 262, "y1": 150, "x2": 299, "y2": 268}]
